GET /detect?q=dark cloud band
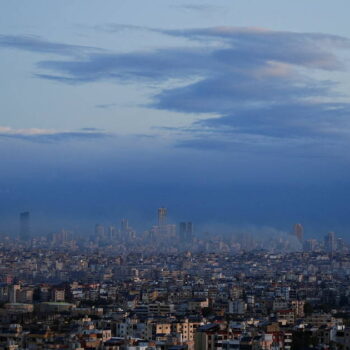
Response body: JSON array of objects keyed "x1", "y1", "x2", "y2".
[{"x1": 2, "y1": 27, "x2": 350, "y2": 151}]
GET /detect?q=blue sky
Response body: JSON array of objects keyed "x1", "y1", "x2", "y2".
[{"x1": 1, "y1": 1, "x2": 350, "y2": 237}]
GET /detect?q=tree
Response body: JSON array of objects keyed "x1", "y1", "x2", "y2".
[{"x1": 304, "y1": 302, "x2": 313, "y2": 315}]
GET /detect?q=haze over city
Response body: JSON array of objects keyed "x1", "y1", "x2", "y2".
[
  {"x1": 1, "y1": 1, "x2": 350, "y2": 238},
  {"x1": 4, "y1": 3, "x2": 350, "y2": 350}
]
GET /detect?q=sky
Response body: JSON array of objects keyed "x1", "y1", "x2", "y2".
[{"x1": 1, "y1": 0, "x2": 350, "y2": 238}]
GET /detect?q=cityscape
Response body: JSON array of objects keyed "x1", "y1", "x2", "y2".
[
  {"x1": 12, "y1": 209, "x2": 349, "y2": 256},
  {"x1": 0, "y1": 209, "x2": 349, "y2": 349},
  {"x1": 2, "y1": 0, "x2": 350, "y2": 349}
]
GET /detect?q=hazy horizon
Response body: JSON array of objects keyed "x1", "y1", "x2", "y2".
[{"x1": 1, "y1": 1, "x2": 350, "y2": 240}]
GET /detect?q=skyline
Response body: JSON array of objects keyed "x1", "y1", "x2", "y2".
[
  {"x1": 1, "y1": 1, "x2": 350, "y2": 237},
  {"x1": 0, "y1": 206, "x2": 325, "y2": 255},
  {"x1": 1, "y1": 206, "x2": 346, "y2": 245}
]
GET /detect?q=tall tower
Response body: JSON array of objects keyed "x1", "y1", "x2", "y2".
[
  {"x1": 325, "y1": 232, "x2": 336, "y2": 253},
  {"x1": 158, "y1": 207, "x2": 167, "y2": 227},
  {"x1": 121, "y1": 219, "x2": 129, "y2": 232},
  {"x1": 179, "y1": 222, "x2": 193, "y2": 242},
  {"x1": 293, "y1": 223, "x2": 304, "y2": 243},
  {"x1": 19, "y1": 211, "x2": 30, "y2": 240}
]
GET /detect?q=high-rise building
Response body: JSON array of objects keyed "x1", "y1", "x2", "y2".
[
  {"x1": 179, "y1": 222, "x2": 194, "y2": 242},
  {"x1": 95, "y1": 224, "x2": 105, "y2": 242},
  {"x1": 121, "y1": 219, "x2": 129, "y2": 232},
  {"x1": 19, "y1": 211, "x2": 30, "y2": 240},
  {"x1": 148, "y1": 207, "x2": 176, "y2": 239},
  {"x1": 303, "y1": 239, "x2": 318, "y2": 252},
  {"x1": 52, "y1": 229, "x2": 72, "y2": 245},
  {"x1": 325, "y1": 232, "x2": 336, "y2": 253},
  {"x1": 293, "y1": 223, "x2": 304, "y2": 243},
  {"x1": 158, "y1": 207, "x2": 167, "y2": 227},
  {"x1": 109, "y1": 226, "x2": 118, "y2": 240},
  {"x1": 120, "y1": 219, "x2": 136, "y2": 241},
  {"x1": 9, "y1": 284, "x2": 20, "y2": 303},
  {"x1": 337, "y1": 237, "x2": 345, "y2": 253}
]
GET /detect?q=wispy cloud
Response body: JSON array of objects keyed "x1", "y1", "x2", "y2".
[
  {"x1": 172, "y1": 4, "x2": 221, "y2": 12},
  {"x1": 94, "y1": 23, "x2": 149, "y2": 34},
  {"x1": 0, "y1": 34, "x2": 103, "y2": 57},
  {"x1": 3, "y1": 27, "x2": 350, "y2": 153},
  {"x1": 0, "y1": 126, "x2": 110, "y2": 143},
  {"x1": 95, "y1": 103, "x2": 117, "y2": 109}
]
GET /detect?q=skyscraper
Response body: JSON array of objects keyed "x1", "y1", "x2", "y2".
[
  {"x1": 19, "y1": 211, "x2": 30, "y2": 240},
  {"x1": 293, "y1": 223, "x2": 304, "y2": 243},
  {"x1": 179, "y1": 222, "x2": 186, "y2": 237},
  {"x1": 121, "y1": 218, "x2": 129, "y2": 232},
  {"x1": 158, "y1": 207, "x2": 167, "y2": 227},
  {"x1": 325, "y1": 232, "x2": 336, "y2": 253},
  {"x1": 109, "y1": 226, "x2": 118, "y2": 240},
  {"x1": 179, "y1": 222, "x2": 194, "y2": 242},
  {"x1": 303, "y1": 239, "x2": 318, "y2": 252},
  {"x1": 149, "y1": 207, "x2": 176, "y2": 238}
]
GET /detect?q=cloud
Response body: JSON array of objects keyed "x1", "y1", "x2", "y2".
[
  {"x1": 36, "y1": 48, "x2": 211, "y2": 83},
  {"x1": 5, "y1": 27, "x2": 350, "y2": 153},
  {"x1": 153, "y1": 74, "x2": 333, "y2": 114},
  {"x1": 95, "y1": 103, "x2": 117, "y2": 109},
  {"x1": 0, "y1": 126, "x2": 110, "y2": 143},
  {"x1": 34, "y1": 29, "x2": 349, "y2": 83},
  {"x1": 160, "y1": 27, "x2": 350, "y2": 70},
  {"x1": 172, "y1": 4, "x2": 221, "y2": 12},
  {"x1": 94, "y1": 23, "x2": 150, "y2": 34},
  {"x1": 197, "y1": 103, "x2": 350, "y2": 139},
  {"x1": 175, "y1": 138, "x2": 231, "y2": 151},
  {"x1": 0, "y1": 34, "x2": 102, "y2": 57}
]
